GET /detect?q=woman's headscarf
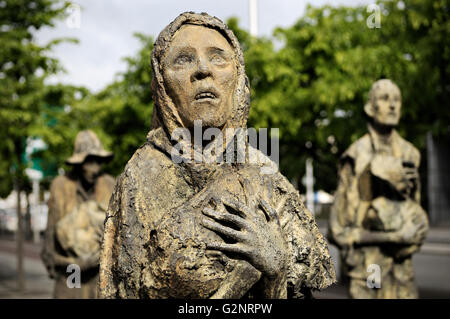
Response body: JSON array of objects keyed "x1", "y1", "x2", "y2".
[{"x1": 149, "y1": 12, "x2": 251, "y2": 137}]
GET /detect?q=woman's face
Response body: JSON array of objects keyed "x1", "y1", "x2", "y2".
[{"x1": 162, "y1": 24, "x2": 237, "y2": 129}]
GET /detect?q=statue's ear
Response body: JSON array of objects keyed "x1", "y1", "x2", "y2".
[{"x1": 364, "y1": 102, "x2": 374, "y2": 118}]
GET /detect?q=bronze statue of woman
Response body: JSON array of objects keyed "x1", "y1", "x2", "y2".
[{"x1": 99, "y1": 12, "x2": 335, "y2": 299}]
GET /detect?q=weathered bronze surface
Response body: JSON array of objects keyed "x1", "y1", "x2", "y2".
[
  {"x1": 99, "y1": 12, "x2": 335, "y2": 299},
  {"x1": 41, "y1": 130, "x2": 115, "y2": 298},
  {"x1": 328, "y1": 79, "x2": 429, "y2": 299}
]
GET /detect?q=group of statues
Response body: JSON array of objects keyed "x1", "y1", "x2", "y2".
[{"x1": 40, "y1": 12, "x2": 429, "y2": 299}]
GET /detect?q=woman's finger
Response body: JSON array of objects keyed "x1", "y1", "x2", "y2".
[
  {"x1": 206, "y1": 242, "x2": 251, "y2": 256},
  {"x1": 201, "y1": 217, "x2": 246, "y2": 241},
  {"x1": 259, "y1": 199, "x2": 279, "y2": 224},
  {"x1": 220, "y1": 197, "x2": 253, "y2": 218},
  {"x1": 202, "y1": 207, "x2": 249, "y2": 229}
]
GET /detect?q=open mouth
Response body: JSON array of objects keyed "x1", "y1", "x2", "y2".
[
  {"x1": 195, "y1": 91, "x2": 217, "y2": 100},
  {"x1": 194, "y1": 87, "x2": 219, "y2": 101}
]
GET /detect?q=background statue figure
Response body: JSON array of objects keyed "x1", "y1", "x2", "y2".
[
  {"x1": 99, "y1": 12, "x2": 335, "y2": 299},
  {"x1": 328, "y1": 79, "x2": 429, "y2": 299},
  {"x1": 41, "y1": 130, "x2": 115, "y2": 298}
]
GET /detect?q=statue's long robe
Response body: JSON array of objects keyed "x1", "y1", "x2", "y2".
[
  {"x1": 99, "y1": 128, "x2": 335, "y2": 298},
  {"x1": 41, "y1": 173, "x2": 115, "y2": 298},
  {"x1": 328, "y1": 125, "x2": 428, "y2": 299},
  {"x1": 99, "y1": 12, "x2": 335, "y2": 299}
]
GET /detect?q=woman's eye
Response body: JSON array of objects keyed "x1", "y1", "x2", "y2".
[
  {"x1": 174, "y1": 55, "x2": 193, "y2": 65},
  {"x1": 210, "y1": 54, "x2": 226, "y2": 64}
]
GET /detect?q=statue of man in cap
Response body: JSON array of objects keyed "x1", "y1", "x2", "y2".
[
  {"x1": 328, "y1": 79, "x2": 429, "y2": 299},
  {"x1": 41, "y1": 130, "x2": 115, "y2": 298},
  {"x1": 99, "y1": 12, "x2": 335, "y2": 299}
]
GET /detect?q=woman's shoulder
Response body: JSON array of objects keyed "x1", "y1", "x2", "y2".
[
  {"x1": 124, "y1": 142, "x2": 172, "y2": 172},
  {"x1": 108, "y1": 141, "x2": 192, "y2": 221},
  {"x1": 116, "y1": 142, "x2": 179, "y2": 189}
]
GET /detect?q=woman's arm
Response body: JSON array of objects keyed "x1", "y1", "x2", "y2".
[{"x1": 209, "y1": 260, "x2": 261, "y2": 299}]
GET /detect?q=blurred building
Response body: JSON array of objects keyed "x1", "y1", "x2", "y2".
[
  {"x1": 427, "y1": 133, "x2": 450, "y2": 226},
  {"x1": 0, "y1": 190, "x2": 49, "y2": 240}
]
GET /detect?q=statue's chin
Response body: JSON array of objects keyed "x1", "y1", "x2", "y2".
[
  {"x1": 373, "y1": 117, "x2": 399, "y2": 129},
  {"x1": 380, "y1": 121, "x2": 399, "y2": 128},
  {"x1": 201, "y1": 118, "x2": 227, "y2": 129},
  {"x1": 184, "y1": 113, "x2": 228, "y2": 130}
]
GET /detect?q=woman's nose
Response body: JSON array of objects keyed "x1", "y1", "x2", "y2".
[{"x1": 191, "y1": 57, "x2": 212, "y2": 82}]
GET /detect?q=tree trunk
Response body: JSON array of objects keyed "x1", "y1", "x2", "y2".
[
  {"x1": 14, "y1": 136, "x2": 25, "y2": 294},
  {"x1": 16, "y1": 182, "x2": 25, "y2": 292},
  {"x1": 25, "y1": 193, "x2": 32, "y2": 241}
]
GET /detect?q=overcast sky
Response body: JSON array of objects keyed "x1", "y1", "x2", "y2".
[{"x1": 36, "y1": 0, "x2": 371, "y2": 93}]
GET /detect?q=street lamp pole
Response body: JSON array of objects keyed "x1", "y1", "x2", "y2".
[
  {"x1": 305, "y1": 158, "x2": 315, "y2": 215},
  {"x1": 249, "y1": 0, "x2": 258, "y2": 37}
]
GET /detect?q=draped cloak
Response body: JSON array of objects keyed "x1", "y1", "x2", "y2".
[{"x1": 98, "y1": 12, "x2": 335, "y2": 299}]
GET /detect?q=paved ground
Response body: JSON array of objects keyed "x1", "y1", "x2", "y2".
[
  {"x1": 315, "y1": 223, "x2": 450, "y2": 299},
  {"x1": 0, "y1": 225, "x2": 449, "y2": 299},
  {"x1": 314, "y1": 243, "x2": 450, "y2": 299},
  {"x1": 0, "y1": 238, "x2": 53, "y2": 298}
]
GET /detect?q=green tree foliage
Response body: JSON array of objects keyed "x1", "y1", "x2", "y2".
[
  {"x1": 227, "y1": 0, "x2": 449, "y2": 195},
  {"x1": 0, "y1": 0, "x2": 74, "y2": 197},
  {"x1": 5, "y1": 0, "x2": 446, "y2": 202},
  {"x1": 69, "y1": 0, "x2": 448, "y2": 197},
  {"x1": 30, "y1": 84, "x2": 90, "y2": 187},
  {"x1": 73, "y1": 33, "x2": 155, "y2": 176},
  {"x1": 0, "y1": 0, "x2": 81, "y2": 291}
]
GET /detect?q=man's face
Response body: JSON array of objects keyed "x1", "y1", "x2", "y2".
[
  {"x1": 162, "y1": 24, "x2": 237, "y2": 129},
  {"x1": 81, "y1": 157, "x2": 101, "y2": 185},
  {"x1": 371, "y1": 81, "x2": 402, "y2": 126}
]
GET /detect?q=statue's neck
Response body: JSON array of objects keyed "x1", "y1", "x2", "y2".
[
  {"x1": 368, "y1": 122, "x2": 396, "y2": 154},
  {"x1": 369, "y1": 121, "x2": 394, "y2": 140}
]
